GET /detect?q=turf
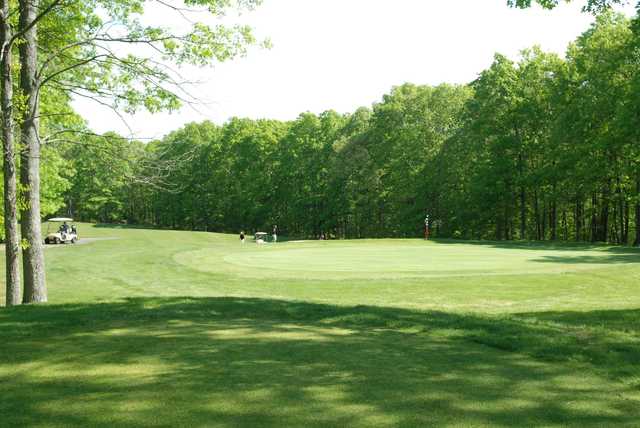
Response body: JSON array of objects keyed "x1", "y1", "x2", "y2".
[{"x1": 0, "y1": 224, "x2": 639, "y2": 427}]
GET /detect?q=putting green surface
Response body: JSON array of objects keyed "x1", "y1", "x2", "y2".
[
  {"x1": 185, "y1": 240, "x2": 634, "y2": 278},
  {"x1": 1, "y1": 225, "x2": 640, "y2": 427}
]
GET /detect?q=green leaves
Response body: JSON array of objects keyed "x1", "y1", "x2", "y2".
[
  {"x1": 508, "y1": 0, "x2": 629, "y2": 13},
  {"x1": 30, "y1": 0, "x2": 266, "y2": 118}
]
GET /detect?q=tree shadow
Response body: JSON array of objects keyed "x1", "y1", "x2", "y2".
[
  {"x1": 0, "y1": 298, "x2": 638, "y2": 427},
  {"x1": 531, "y1": 254, "x2": 640, "y2": 264},
  {"x1": 435, "y1": 238, "x2": 640, "y2": 255}
]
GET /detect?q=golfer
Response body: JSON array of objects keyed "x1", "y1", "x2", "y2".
[
  {"x1": 240, "y1": 231, "x2": 245, "y2": 244},
  {"x1": 424, "y1": 215, "x2": 430, "y2": 240},
  {"x1": 272, "y1": 225, "x2": 278, "y2": 243}
]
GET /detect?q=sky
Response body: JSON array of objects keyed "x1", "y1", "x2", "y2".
[{"x1": 73, "y1": 0, "x2": 638, "y2": 140}]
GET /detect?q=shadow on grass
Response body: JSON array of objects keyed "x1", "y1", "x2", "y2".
[
  {"x1": 1, "y1": 298, "x2": 638, "y2": 427},
  {"x1": 531, "y1": 254, "x2": 640, "y2": 264},
  {"x1": 433, "y1": 238, "x2": 640, "y2": 254}
]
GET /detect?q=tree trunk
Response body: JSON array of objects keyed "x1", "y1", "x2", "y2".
[
  {"x1": 600, "y1": 181, "x2": 611, "y2": 243},
  {"x1": 611, "y1": 203, "x2": 619, "y2": 244},
  {"x1": 618, "y1": 177, "x2": 627, "y2": 245},
  {"x1": 591, "y1": 193, "x2": 598, "y2": 242},
  {"x1": 550, "y1": 192, "x2": 557, "y2": 241},
  {"x1": 534, "y1": 189, "x2": 541, "y2": 240},
  {"x1": 1, "y1": 1, "x2": 21, "y2": 306},
  {"x1": 635, "y1": 176, "x2": 640, "y2": 246},
  {"x1": 623, "y1": 198, "x2": 629, "y2": 245},
  {"x1": 518, "y1": 153, "x2": 526, "y2": 240},
  {"x1": 19, "y1": 0, "x2": 46, "y2": 304},
  {"x1": 575, "y1": 198, "x2": 582, "y2": 242},
  {"x1": 541, "y1": 201, "x2": 547, "y2": 240}
]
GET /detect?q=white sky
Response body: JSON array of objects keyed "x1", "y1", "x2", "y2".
[{"x1": 73, "y1": 0, "x2": 637, "y2": 140}]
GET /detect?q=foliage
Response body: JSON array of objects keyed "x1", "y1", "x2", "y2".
[
  {"x1": 29, "y1": 0, "x2": 265, "y2": 116},
  {"x1": 508, "y1": 0, "x2": 630, "y2": 13}
]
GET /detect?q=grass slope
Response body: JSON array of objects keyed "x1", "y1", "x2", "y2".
[{"x1": 0, "y1": 224, "x2": 639, "y2": 427}]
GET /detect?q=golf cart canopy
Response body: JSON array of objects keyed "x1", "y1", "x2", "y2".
[
  {"x1": 255, "y1": 232, "x2": 268, "y2": 237},
  {"x1": 48, "y1": 217, "x2": 73, "y2": 222}
]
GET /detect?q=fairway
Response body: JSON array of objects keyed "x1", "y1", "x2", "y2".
[{"x1": 1, "y1": 225, "x2": 640, "y2": 427}]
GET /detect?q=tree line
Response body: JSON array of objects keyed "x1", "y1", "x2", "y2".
[{"x1": 60, "y1": 10, "x2": 640, "y2": 244}]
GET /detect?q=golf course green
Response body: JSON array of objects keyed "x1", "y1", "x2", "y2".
[
  {"x1": 199, "y1": 240, "x2": 637, "y2": 278},
  {"x1": 1, "y1": 224, "x2": 639, "y2": 426}
]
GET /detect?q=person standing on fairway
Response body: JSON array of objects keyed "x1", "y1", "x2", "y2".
[
  {"x1": 240, "y1": 231, "x2": 245, "y2": 244},
  {"x1": 272, "y1": 225, "x2": 278, "y2": 243},
  {"x1": 424, "y1": 215, "x2": 430, "y2": 240}
]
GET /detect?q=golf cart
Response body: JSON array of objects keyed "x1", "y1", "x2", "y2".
[
  {"x1": 45, "y1": 217, "x2": 78, "y2": 244},
  {"x1": 254, "y1": 232, "x2": 269, "y2": 244}
]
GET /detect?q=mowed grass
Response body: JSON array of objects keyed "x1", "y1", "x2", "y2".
[{"x1": 1, "y1": 224, "x2": 639, "y2": 427}]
